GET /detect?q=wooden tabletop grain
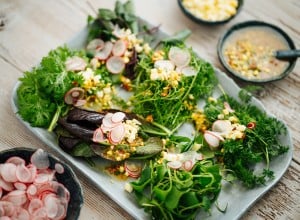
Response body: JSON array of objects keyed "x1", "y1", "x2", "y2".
[{"x1": 0, "y1": 0, "x2": 299, "y2": 219}]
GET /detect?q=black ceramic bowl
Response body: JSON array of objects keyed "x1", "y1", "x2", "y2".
[
  {"x1": 0, "y1": 147, "x2": 83, "y2": 220},
  {"x1": 217, "y1": 20, "x2": 297, "y2": 83},
  {"x1": 178, "y1": 0, "x2": 243, "y2": 25}
]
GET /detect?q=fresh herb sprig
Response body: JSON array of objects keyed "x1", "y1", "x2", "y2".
[
  {"x1": 131, "y1": 43, "x2": 217, "y2": 132},
  {"x1": 17, "y1": 46, "x2": 85, "y2": 131},
  {"x1": 204, "y1": 92, "x2": 289, "y2": 188}
]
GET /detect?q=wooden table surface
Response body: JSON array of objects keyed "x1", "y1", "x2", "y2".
[{"x1": 0, "y1": 0, "x2": 299, "y2": 219}]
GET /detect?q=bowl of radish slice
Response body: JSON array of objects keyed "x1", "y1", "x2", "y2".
[{"x1": 0, "y1": 147, "x2": 83, "y2": 220}]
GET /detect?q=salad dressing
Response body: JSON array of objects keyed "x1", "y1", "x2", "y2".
[{"x1": 222, "y1": 26, "x2": 290, "y2": 80}]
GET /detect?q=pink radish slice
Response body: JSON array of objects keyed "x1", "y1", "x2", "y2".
[
  {"x1": 100, "y1": 124, "x2": 113, "y2": 133},
  {"x1": 196, "y1": 153, "x2": 203, "y2": 161},
  {"x1": 0, "y1": 163, "x2": 18, "y2": 183},
  {"x1": 204, "y1": 131, "x2": 221, "y2": 149},
  {"x1": 14, "y1": 208, "x2": 30, "y2": 220},
  {"x1": 182, "y1": 160, "x2": 194, "y2": 171},
  {"x1": 212, "y1": 120, "x2": 232, "y2": 134},
  {"x1": 14, "y1": 182, "x2": 27, "y2": 191},
  {"x1": 168, "y1": 46, "x2": 191, "y2": 67},
  {"x1": 5, "y1": 157, "x2": 25, "y2": 166},
  {"x1": 0, "y1": 201, "x2": 15, "y2": 216},
  {"x1": 34, "y1": 172, "x2": 55, "y2": 185},
  {"x1": 0, "y1": 175, "x2": 14, "y2": 191},
  {"x1": 28, "y1": 198, "x2": 43, "y2": 215},
  {"x1": 53, "y1": 203, "x2": 67, "y2": 219},
  {"x1": 16, "y1": 164, "x2": 33, "y2": 183},
  {"x1": 65, "y1": 56, "x2": 87, "y2": 71},
  {"x1": 109, "y1": 124, "x2": 125, "y2": 144},
  {"x1": 32, "y1": 207, "x2": 48, "y2": 219},
  {"x1": 154, "y1": 60, "x2": 175, "y2": 71},
  {"x1": 30, "y1": 149, "x2": 50, "y2": 170},
  {"x1": 93, "y1": 127, "x2": 106, "y2": 143},
  {"x1": 167, "y1": 161, "x2": 182, "y2": 170},
  {"x1": 180, "y1": 66, "x2": 197, "y2": 76},
  {"x1": 64, "y1": 87, "x2": 85, "y2": 105},
  {"x1": 112, "y1": 39, "x2": 127, "y2": 56},
  {"x1": 86, "y1": 38, "x2": 105, "y2": 54},
  {"x1": 27, "y1": 184, "x2": 38, "y2": 196},
  {"x1": 106, "y1": 56, "x2": 125, "y2": 74},
  {"x1": 3, "y1": 190, "x2": 27, "y2": 206},
  {"x1": 111, "y1": 112, "x2": 126, "y2": 123},
  {"x1": 224, "y1": 102, "x2": 235, "y2": 113},
  {"x1": 73, "y1": 99, "x2": 86, "y2": 107},
  {"x1": 54, "y1": 163, "x2": 64, "y2": 175},
  {"x1": 102, "y1": 113, "x2": 114, "y2": 128},
  {"x1": 95, "y1": 41, "x2": 113, "y2": 60},
  {"x1": 44, "y1": 194, "x2": 59, "y2": 219},
  {"x1": 26, "y1": 164, "x2": 37, "y2": 183},
  {"x1": 124, "y1": 161, "x2": 142, "y2": 178}
]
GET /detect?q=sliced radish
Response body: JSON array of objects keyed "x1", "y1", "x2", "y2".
[
  {"x1": 204, "y1": 131, "x2": 221, "y2": 149},
  {"x1": 0, "y1": 175, "x2": 14, "y2": 191},
  {"x1": 86, "y1": 38, "x2": 105, "y2": 54},
  {"x1": 196, "y1": 153, "x2": 203, "y2": 161},
  {"x1": 54, "y1": 202, "x2": 67, "y2": 219},
  {"x1": 65, "y1": 56, "x2": 87, "y2": 72},
  {"x1": 0, "y1": 163, "x2": 17, "y2": 182},
  {"x1": 95, "y1": 41, "x2": 113, "y2": 60},
  {"x1": 111, "y1": 112, "x2": 126, "y2": 123},
  {"x1": 3, "y1": 190, "x2": 27, "y2": 206},
  {"x1": 0, "y1": 201, "x2": 15, "y2": 216},
  {"x1": 14, "y1": 208, "x2": 30, "y2": 220},
  {"x1": 16, "y1": 164, "x2": 32, "y2": 183},
  {"x1": 32, "y1": 207, "x2": 47, "y2": 219},
  {"x1": 212, "y1": 120, "x2": 232, "y2": 134},
  {"x1": 109, "y1": 124, "x2": 125, "y2": 144},
  {"x1": 54, "y1": 163, "x2": 64, "y2": 175},
  {"x1": 5, "y1": 156, "x2": 25, "y2": 166},
  {"x1": 14, "y1": 182, "x2": 27, "y2": 191},
  {"x1": 106, "y1": 56, "x2": 125, "y2": 74},
  {"x1": 44, "y1": 194, "x2": 59, "y2": 219},
  {"x1": 28, "y1": 198, "x2": 43, "y2": 215},
  {"x1": 167, "y1": 161, "x2": 182, "y2": 170},
  {"x1": 93, "y1": 127, "x2": 106, "y2": 143},
  {"x1": 154, "y1": 60, "x2": 175, "y2": 71},
  {"x1": 224, "y1": 102, "x2": 235, "y2": 113},
  {"x1": 168, "y1": 46, "x2": 191, "y2": 67},
  {"x1": 73, "y1": 99, "x2": 86, "y2": 107},
  {"x1": 102, "y1": 113, "x2": 114, "y2": 128},
  {"x1": 30, "y1": 149, "x2": 50, "y2": 170},
  {"x1": 182, "y1": 160, "x2": 194, "y2": 171},
  {"x1": 112, "y1": 39, "x2": 127, "y2": 56},
  {"x1": 125, "y1": 161, "x2": 142, "y2": 178},
  {"x1": 180, "y1": 66, "x2": 197, "y2": 76},
  {"x1": 64, "y1": 87, "x2": 85, "y2": 105}
]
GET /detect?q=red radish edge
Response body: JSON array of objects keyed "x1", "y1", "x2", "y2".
[
  {"x1": 106, "y1": 56, "x2": 125, "y2": 74},
  {"x1": 112, "y1": 39, "x2": 127, "y2": 56}
]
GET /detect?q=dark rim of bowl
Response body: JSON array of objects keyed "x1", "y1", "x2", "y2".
[
  {"x1": 0, "y1": 147, "x2": 84, "y2": 220},
  {"x1": 217, "y1": 20, "x2": 297, "y2": 83},
  {"x1": 178, "y1": 0, "x2": 244, "y2": 25}
]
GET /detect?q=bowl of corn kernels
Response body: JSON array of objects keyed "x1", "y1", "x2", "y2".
[
  {"x1": 217, "y1": 20, "x2": 297, "y2": 83},
  {"x1": 178, "y1": 0, "x2": 243, "y2": 25}
]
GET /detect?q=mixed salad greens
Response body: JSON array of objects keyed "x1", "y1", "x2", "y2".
[{"x1": 16, "y1": 0, "x2": 290, "y2": 219}]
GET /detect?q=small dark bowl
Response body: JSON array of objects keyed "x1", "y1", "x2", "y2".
[
  {"x1": 217, "y1": 20, "x2": 297, "y2": 83},
  {"x1": 0, "y1": 147, "x2": 83, "y2": 220},
  {"x1": 178, "y1": 0, "x2": 243, "y2": 25}
]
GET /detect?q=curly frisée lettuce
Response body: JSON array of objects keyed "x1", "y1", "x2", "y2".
[
  {"x1": 17, "y1": 46, "x2": 86, "y2": 131},
  {"x1": 130, "y1": 42, "x2": 217, "y2": 132}
]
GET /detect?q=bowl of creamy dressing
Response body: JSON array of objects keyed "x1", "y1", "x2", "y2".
[
  {"x1": 178, "y1": 0, "x2": 243, "y2": 25},
  {"x1": 218, "y1": 21, "x2": 297, "y2": 83}
]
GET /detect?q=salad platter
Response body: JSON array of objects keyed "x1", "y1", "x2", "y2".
[{"x1": 11, "y1": 2, "x2": 292, "y2": 219}]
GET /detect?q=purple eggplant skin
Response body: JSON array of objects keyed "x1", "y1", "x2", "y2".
[
  {"x1": 58, "y1": 136, "x2": 81, "y2": 151},
  {"x1": 58, "y1": 117, "x2": 94, "y2": 142},
  {"x1": 67, "y1": 108, "x2": 105, "y2": 125}
]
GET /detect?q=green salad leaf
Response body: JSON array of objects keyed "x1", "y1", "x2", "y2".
[{"x1": 17, "y1": 46, "x2": 85, "y2": 131}]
